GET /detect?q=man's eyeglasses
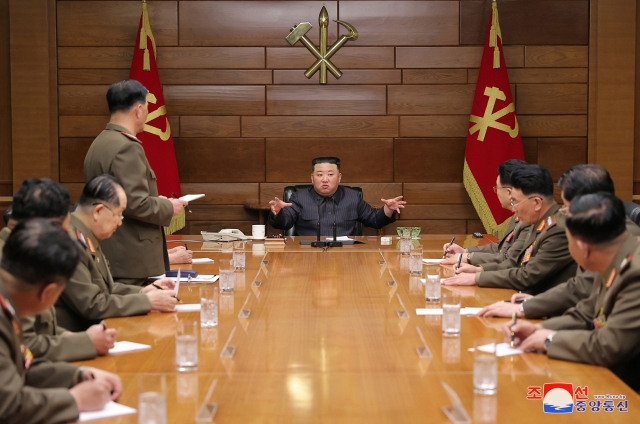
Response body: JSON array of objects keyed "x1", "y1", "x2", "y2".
[
  {"x1": 93, "y1": 202, "x2": 124, "y2": 221},
  {"x1": 509, "y1": 196, "x2": 540, "y2": 207},
  {"x1": 558, "y1": 206, "x2": 569, "y2": 216},
  {"x1": 493, "y1": 185, "x2": 512, "y2": 193}
]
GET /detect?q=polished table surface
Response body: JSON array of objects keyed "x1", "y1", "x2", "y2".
[{"x1": 75, "y1": 236, "x2": 640, "y2": 423}]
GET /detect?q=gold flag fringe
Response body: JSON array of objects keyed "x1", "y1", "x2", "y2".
[
  {"x1": 489, "y1": 0, "x2": 502, "y2": 69},
  {"x1": 463, "y1": 160, "x2": 510, "y2": 238},
  {"x1": 139, "y1": 0, "x2": 157, "y2": 71},
  {"x1": 164, "y1": 209, "x2": 185, "y2": 235}
]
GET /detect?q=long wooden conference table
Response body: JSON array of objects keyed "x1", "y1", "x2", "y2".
[{"x1": 75, "y1": 235, "x2": 640, "y2": 423}]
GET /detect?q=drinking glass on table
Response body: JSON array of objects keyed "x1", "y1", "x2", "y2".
[
  {"x1": 442, "y1": 292, "x2": 461, "y2": 336},
  {"x1": 200, "y1": 286, "x2": 218, "y2": 328},
  {"x1": 424, "y1": 264, "x2": 441, "y2": 302},
  {"x1": 473, "y1": 338, "x2": 498, "y2": 395},
  {"x1": 219, "y1": 258, "x2": 235, "y2": 293},
  {"x1": 409, "y1": 245, "x2": 423, "y2": 275},
  {"x1": 175, "y1": 320, "x2": 198, "y2": 372},
  {"x1": 400, "y1": 227, "x2": 412, "y2": 256},
  {"x1": 138, "y1": 374, "x2": 167, "y2": 424},
  {"x1": 233, "y1": 245, "x2": 246, "y2": 271}
]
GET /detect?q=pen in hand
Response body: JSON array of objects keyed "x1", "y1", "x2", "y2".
[
  {"x1": 510, "y1": 312, "x2": 517, "y2": 348},
  {"x1": 455, "y1": 253, "x2": 463, "y2": 272},
  {"x1": 443, "y1": 236, "x2": 455, "y2": 259},
  {"x1": 171, "y1": 192, "x2": 192, "y2": 213},
  {"x1": 100, "y1": 320, "x2": 107, "y2": 331}
]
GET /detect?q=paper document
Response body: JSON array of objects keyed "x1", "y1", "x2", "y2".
[
  {"x1": 192, "y1": 258, "x2": 215, "y2": 264},
  {"x1": 422, "y1": 258, "x2": 443, "y2": 264},
  {"x1": 108, "y1": 341, "x2": 151, "y2": 355},
  {"x1": 325, "y1": 236, "x2": 355, "y2": 241},
  {"x1": 175, "y1": 304, "x2": 201, "y2": 312},
  {"x1": 180, "y1": 194, "x2": 205, "y2": 202},
  {"x1": 468, "y1": 342, "x2": 523, "y2": 357},
  {"x1": 79, "y1": 401, "x2": 136, "y2": 422},
  {"x1": 416, "y1": 307, "x2": 483, "y2": 316},
  {"x1": 151, "y1": 274, "x2": 219, "y2": 283}
]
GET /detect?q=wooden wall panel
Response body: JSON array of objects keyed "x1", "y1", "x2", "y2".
[
  {"x1": 59, "y1": 85, "x2": 109, "y2": 115},
  {"x1": 267, "y1": 47, "x2": 395, "y2": 69},
  {"x1": 525, "y1": 46, "x2": 589, "y2": 68},
  {"x1": 243, "y1": 116, "x2": 398, "y2": 138},
  {"x1": 401, "y1": 205, "x2": 479, "y2": 221},
  {"x1": 468, "y1": 68, "x2": 588, "y2": 84},
  {"x1": 403, "y1": 183, "x2": 470, "y2": 205},
  {"x1": 522, "y1": 138, "x2": 539, "y2": 165},
  {"x1": 266, "y1": 86, "x2": 386, "y2": 116},
  {"x1": 403, "y1": 69, "x2": 467, "y2": 85},
  {"x1": 57, "y1": 1, "x2": 177, "y2": 47},
  {"x1": 180, "y1": 183, "x2": 259, "y2": 205},
  {"x1": 394, "y1": 138, "x2": 466, "y2": 183},
  {"x1": 0, "y1": 0, "x2": 11, "y2": 187},
  {"x1": 399, "y1": 115, "x2": 469, "y2": 138},
  {"x1": 175, "y1": 138, "x2": 265, "y2": 183},
  {"x1": 163, "y1": 86, "x2": 265, "y2": 116},
  {"x1": 180, "y1": 117, "x2": 241, "y2": 138},
  {"x1": 537, "y1": 138, "x2": 588, "y2": 180},
  {"x1": 396, "y1": 46, "x2": 524, "y2": 69},
  {"x1": 338, "y1": 1, "x2": 458, "y2": 46},
  {"x1": 273, "y1": 70, "x2": 401, "y2": 85},
  {"x1": 59, "y1": 137, "x2": 92, "y2": 183},
  {"x1": 388, "y1": 85, "x2": 475, "y2": 115},
  {"x1": 180, "y1": 1, "x2": 337, "y2": 47},
  {"x1": 58, "y1": 69, "x2": 129, "y2": 85},
  {"x1": 265, "y1": 138, "x2": 394, "y2": 183},
  {"x1": 58, "y1": 47, "x2": 132, "y2": 69},
  {"x1": 461, "y1": 1, "x2": 589, "y2": 46},
  {"x1": 157, "y1": 48, "x2": 265, "y2": 69},
  {"x1": 518, "y1": 115, "x2": 588, "y2": 137},
  {"x1": 59, "y1": 116, "x2": 108, "y2": 138},
  {"x1": 516, "y1": 84, "x2": 588, "y2": 115},
  {"x1": 185, "y1": 205, "x2": 256, "y2": 222},
  {"x1": 160, "y1": 70, "x2": 271, "y2": 85}
]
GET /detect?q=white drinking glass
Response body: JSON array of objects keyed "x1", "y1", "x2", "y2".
[
  {"x1": 473, "y1": 338, "x2": 498, "y2": 395},
  {"x1": 441, "y1": 292, "x2": 461, "y2": 336},
  {"x1": 200, "y1": 286, "x2": 218, "y2": 328},
  {"x1": 175, "y1": 320, "x2": 198, "y2": 371}
]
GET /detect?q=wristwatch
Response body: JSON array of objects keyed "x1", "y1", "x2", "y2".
[
  {"x1": 466, "y1": 253, "x2": 472, "y2": 264},
  {"x1": 519, "y1": 302, "x2": 525, "y2": 314},
  {"x1": 543, "y1": 332, "x2": 556, "y2": 350}
]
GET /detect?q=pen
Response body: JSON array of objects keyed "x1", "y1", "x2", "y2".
[
  {"x1": 171, "y1": 192, "x2": 192, "y2": 214},
  {"x1": 510, "y1": 312, "x2": 517, "y2": 348},
  {"x1": 152, "y1": 283, "x2": 163, "y2": 290},
  {"x1": 100, "y1": 320, "x2": 107, "y2": 330},
  {"x1": 503, "y1": 298, "x2": 526, "y2": 303},
  {"x1": 456, "y1": 253, "x2": 463, "y2": 271},
  {"x1": 184, "y1": 243, "x2": 188, "y2": 250},
  {"x1": 443, "y1": 236, "x2": 455, "y2": 259}
]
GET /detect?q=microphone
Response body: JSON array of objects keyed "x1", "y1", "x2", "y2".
[
  {"x1": 311, "y1": 198, "x2": 327, "y2": 248},
  {"x1": 327, "y1": 196, "x2": 343, "y2": 248}
]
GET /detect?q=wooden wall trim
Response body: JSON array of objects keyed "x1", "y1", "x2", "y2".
[
  {"x1": 9, "y1": 0, "x2": 58, "y2": 190},
  {"x1": 588, "y1": 0, "x2": 637, "y2": 200}
]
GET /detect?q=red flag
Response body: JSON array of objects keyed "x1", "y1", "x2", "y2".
[
  {"x1": 129, "y1": 0, "x2": 183, "y2": 232},
  {"x1": 464, "y1": 0, "x2": 524, "y2": 237}
]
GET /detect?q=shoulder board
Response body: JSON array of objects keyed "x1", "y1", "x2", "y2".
[
  {"x1": 75, "y1": 229, "x2": 87, "y2": 248},
  {"x1": 619, "y1": 254, "x2": 633, "y2": 275},
  {"x1": 514, "y1": 216, "x2": 520, "y2": 222},
  {"x1": 86, "y1": 237, "x2": 97, "y2": 255},
  {"x1": 536, "y1": 220, "x2": 546, "y2": 232},
  {"x1": 120, "y1": 131, "x2": 141, "y2": 143},
  {"x1": 0, "y1": 294, "x2": 15, "y2": 318},
  {"x1": 605, "y1": 268, "x2": 616, "y2": 288},
  {"x1": 544, "y1": 215, "x2": 557, "y2": 230}
]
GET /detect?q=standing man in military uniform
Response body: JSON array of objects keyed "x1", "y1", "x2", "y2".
[
  {"x1": 84, "y1": 80, "x2": 187, "y2": 285},
  {"x1": 0, "y1": 219, "x2": 123, "y2": 423},
  {"x1": 507, "y1": 193, "x2": 640, "y2": 391},
  {"x1": 443, "y1": 159, "x2": 529, "y2": 266},
  {"x1": 444, "y1": 164, "x2": 576, "y2": 294},
  {"x1": 55, "y1": 175, "x2": 177, "y2": 332}
]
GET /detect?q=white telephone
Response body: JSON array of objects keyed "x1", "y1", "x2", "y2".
[
  {"x1": 219, "y1": 229, "x2": 245, "y2": 237},
  {"x1": 201, "y1": 229, "x2": 247, "y2": 242}
]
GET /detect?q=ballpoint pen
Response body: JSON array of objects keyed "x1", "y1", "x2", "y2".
[
  {"x1": 100, "y1": 320, "x2": 107, "y2": 330},
  {"x1": 443, "y1": 236, "x2": 455, "y2": 259},
  {"x1": 171, "y1": 192, "x2": 192, "y2": 213},
  {"x1": 510, "y1": 312, "x2": 517, "y2": 348},
  {"x1": 456, "y1": 252, "x2": 463, "y2": 271}
]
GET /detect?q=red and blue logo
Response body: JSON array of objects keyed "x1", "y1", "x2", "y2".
[{"x1": 543, "y1": 383, "x2": 574, "y2": 414}]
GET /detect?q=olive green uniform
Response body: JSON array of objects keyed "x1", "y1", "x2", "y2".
[{"x1": 466, "y1": 214, "x2": 531, "y2": 265}]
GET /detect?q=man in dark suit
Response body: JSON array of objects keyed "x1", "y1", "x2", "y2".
[
  {"x1": 84, "y1": 80, "x2": 187, "y2": 285},
  {"x1": 0, "y1": 219, "x2": 122, "y2": 423},
  {"x1": 268, "y1": 157, "x2": 406, "y2": 236}
]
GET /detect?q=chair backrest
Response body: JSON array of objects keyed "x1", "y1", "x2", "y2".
[
  {"x1": 281, "y1": 185, "x2": 363, "y2": 236},
  {"x1": 624, "y1": 201, "x2": 640, "y2": 226}
]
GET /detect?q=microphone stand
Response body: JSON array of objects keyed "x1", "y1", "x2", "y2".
[
  {"x1": 311, "y1": 199, "x2": 327, "y2": 248},
  {"x1": 327, "y1": 197, "x2": 342, "y2": 248}
]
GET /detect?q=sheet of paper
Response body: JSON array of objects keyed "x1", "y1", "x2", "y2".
[
  {"x1": 79, "y1": 401, "x2": 136, "y2": 422},
  {"x1": 325, "y1": 236, "x2": 355, "y2": 241},
  {"x1": 422, "y1": 258, "x2": 443, "y2": 264},
  {"x1": 468, "y1": 342, "x2": 523, "y2": 357},
  {"x1": 151, "y1": 274, "x2": 219, "y2": 283},
  {"x1": 175, "y1": 304, "x2": 201, "y2": 312},
  {"x1": 462, "y1": 307, "x2": 482, "y2": 315},
  {"x1": 192, "y1": 258, "x2": 214, "y2": 264},
  {"x1": 180, "y1": 194, "x2": 205, "y2": 202},
  {"x1": 415, "y1": 307, "x2": 483, "y2": 316},
  {"x1": 109, "y1": 341, "x2": 151, "y2": 355}
]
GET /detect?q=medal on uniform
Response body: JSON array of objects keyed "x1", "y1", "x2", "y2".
[
  {"x1": 505, "y1": 230, "x2": 515, "y2": 243},
  {"x1": 605, "y1": 268, "x2": 616, "y2": 288},
  {"x1": 593, "y1": 307, "x2": 606, "y2": 330},
  {"x1": 521, "y1": 241, "x2": 535, "y2": 264}
]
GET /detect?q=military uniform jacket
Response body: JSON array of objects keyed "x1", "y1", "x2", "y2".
[
  {"x1": 466, "y1": 214, "x2": 531, "y2": 266},
  {"x1": 55, "y1": 214, "x2": 152, "y2": 332},
  {"x1": 0, "y1": 276, "x2": 80, "y2": 424},
  {"x1": 542, "y1": 235, "x2": 640, "y2": 391},
  {"x1": 476, "y1": 203, "x2": 577, "y2": 294},
  {"x1": 522, "y1": 218, "x2": 640, "y2": 319},
  {"x1": 84, "y1": 122, "x2": 173, "y2": 280},
  {"x1": 0, "y1": 227, "x2": 96, "y2": 361}
]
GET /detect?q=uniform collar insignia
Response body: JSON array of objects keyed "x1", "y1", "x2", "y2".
[
  {"x1": 605, "y1": 268, "x2": 616, "y2": 288},
  {"x1": 75, "y1": 229, "x2": 87, "y2": 247},
  {"x1": 536, "y1": 220, "x2": 546, "y2": 232},
  {"x1": 0, "y1": 293, "x2": 15, "y2": 317},
  {"x1": 545, "y1": 215, "x2": 557, "y2": 230},
  {"x1": 120, "y1": 131, "x2": 142, "y2": 143},
  {"x1": 619, "y1": 254, "x2": 633, "y2": 275},
  {"x1": 86, "y1": 237, "x2": 97, "y2": 255}
]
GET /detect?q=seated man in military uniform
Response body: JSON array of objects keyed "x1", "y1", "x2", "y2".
[{"x1": 507, "y1": 193, "x2": 640, "y2": 392}]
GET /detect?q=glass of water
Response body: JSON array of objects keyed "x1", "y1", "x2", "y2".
[
  {"x1": 218, "y1": 258, "x2": 235, "y2": 293},
  {"x1": 400, "y1": 227, "x2": 412, "y2": 256},
  {"x1": 473, "y1": 338, "x2": 498, "y2": 395},
  {"x1": 200, "y1": 286, "x2": 218, "y2": 327},
  {"x1": 409, "y1": 245, "x2": 423, "y2": 275},
  {"x1": 175, "y1": 320, "x2": 198, "y2": 371},
  {"x1": 441, "y1": 292, "x2": 461, "y2": 336},
  {"x1": 233, "y1": 245, "x2": 245, "y2": 271},
  {"x1": 425, "y1": 264, "x2": 441, "y2": 302},
  {"x1": 138, "y1": 374, "x2": 166, "y2": 424}
]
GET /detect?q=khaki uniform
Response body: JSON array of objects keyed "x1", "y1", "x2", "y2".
[
  {"x1": 523, "y1": 218, "x2": 640, "y2": 319},
  {"x1": 84, "y1": 123, "x2": 173, "y2": 283},
  {"x1": 0, "y1": 276, "x2": 81, "y2": 424},
  {"x1": 0, "y1": 227, "x2": 96, "y2": 361},
  {"x1": 476, "y1": 203, "x2": 577, "y2": 294},
  {"x1": 543, "y1": 235, "x2": 640, "y2": 391},
  {"x1": 466, "y1": 214, "x2": 531, "y2": 265},
  {"x1": 55, "y1": 214, "x2": 152, "y2": 332}
]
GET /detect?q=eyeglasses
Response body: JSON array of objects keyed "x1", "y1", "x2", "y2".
[
  {"x1": 493, "y1": 185, "x2": 512, "y2": 193},
  {"x1": 509, "y1": 196, "x2": 540, "y2": 207},
  {"x1": 93, "y1": 202, "x2": 124, "y2": 221},
  {"x1": 558, "y1": 206, "x2": 569, "y2": 216}
]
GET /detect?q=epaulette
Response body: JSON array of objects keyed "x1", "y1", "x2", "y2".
[
  {"x1": 120, "y1": 131, "x2": 141, "y2": 143},
  {"x1": 86, "y1": 237, "x2": 97, "y2": 255},
  {"x1": 536, "y1": 220, "x2": 546, "y2": 232},
  {"x1": 75, "y1": 229, "x2": 87, "y2": 248},
  {"x1": 605, "y1": 268, "x2": 617, "y2": 288},
  {"x1": 619, "y1": 254, "x2": 633, "y2": 276},
  {"x1": 514, "y1": 216, "x2": 520, "y2": 222},
  {"x1": 544, "y1": 215, "x2": 557, "y2": 230},
  {"x1": 0, "y1": 293, "x2": 14, "y2": 317}
]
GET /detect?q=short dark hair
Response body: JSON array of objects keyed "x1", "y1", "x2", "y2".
[
  {"x1": 78, "y1": 174, "x2": 122, "y2": 208},
  {"x1": 11, "y1": 178, "x2": 70, "y2": 221},
  {"x1": 558, "y1": 164, "x2": 615, "y2": 201},
  {"x1": 312, "y1": 157, "x2": 340, "y2": 172},
  {"x1": 106, "y1": 80, "x2": 148, "y2": 114},
  {"x1": 566, "y1": 193, "x2": 626, "y2": 244},
  {"x1": 497, "y1": 159, "x2": 528, "y2": 187},
  {"x1": 1, "y1": 219, "x2": 80, "y2": 289},
  {"x1": 510, "y1": 164, "x2": 554, "y2": 199}
]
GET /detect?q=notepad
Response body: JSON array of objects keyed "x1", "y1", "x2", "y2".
[
  {"x1": 468, "y1": 342, "x2": 523, "y2": 357},
  {"x1": 108, "y1": 341, "x2": 151, "y2": 355},
  {"x1": 180, "y1": 194, "x2": 205, "y2": 202},
  {"x1": 151, "y1": 274, "x2": 219, "y2": 283},
  {"x1": 422, "y1": 258, "x2": 443, "y2": 264},
  {"x1": 78, "y1": 401, "x2": 136, "y2": 422},
  {"x1": 192, "y1": 258, "x2": 215, "y2": 264},
  {"x1": 175, "y1": 304, "x2": 201, "y2": 312},
  {"x1": 416, "y1": 307, "x2": 483, "y2": 316}
]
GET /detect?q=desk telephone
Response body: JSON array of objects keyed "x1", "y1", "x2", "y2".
[{"x1": 201, "y1": 229, "x2": 247, "y2": 242}]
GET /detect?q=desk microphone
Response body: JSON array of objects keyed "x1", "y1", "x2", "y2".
[
  {"x1": 326, "y1": 196, "x2": 343, "y2": 248},
  {"x1": 311, "y1": 198, "x2": 327, "y2": 248}
]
